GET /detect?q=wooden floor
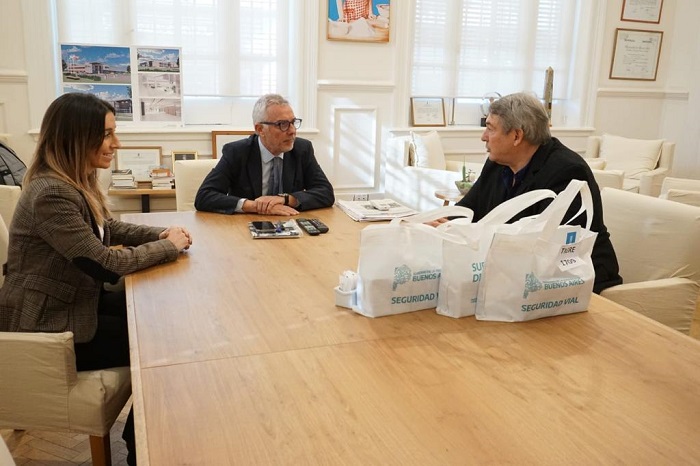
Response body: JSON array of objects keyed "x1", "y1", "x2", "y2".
[
  {"x1": 3, "y1": 303, "x2": 700, "y2": 466},
  {"x1": 1, "y1": 400, "x2": 130, "y2": 466}
]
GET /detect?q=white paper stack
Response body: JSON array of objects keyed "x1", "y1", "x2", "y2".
[
  {"x1": 151, "y1": 177, "x2": 175, "y2": 190},
  {"x1": 111, "y1": 169, "x2": 136, "y2": 188},
  {"x1": 335, "y1": 198, "x2": 417, "y2": 222}
]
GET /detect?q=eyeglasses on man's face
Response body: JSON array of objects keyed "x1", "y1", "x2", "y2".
[{"x1": 260, "y1": 118, "x2": 302, "y2": 132}]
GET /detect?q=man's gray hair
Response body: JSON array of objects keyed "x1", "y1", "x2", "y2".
[
  {"x1": 489, "y1": 92, "x2": 551, "y2": 146},
  {"x1": 252, "y1": 94, "x2": 289, "y2": 124}
]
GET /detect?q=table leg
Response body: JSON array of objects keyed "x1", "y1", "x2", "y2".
[{"x1": 141, "y1": 195, "x2": 151, "y2": 213}]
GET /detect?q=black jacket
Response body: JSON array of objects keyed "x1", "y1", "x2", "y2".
[
  {"x1": 195, "y1": 135, "x2": 334, "y2": 213},
  {"x1": 456, "y1": 137, "x2": 622, "y2": 293}
]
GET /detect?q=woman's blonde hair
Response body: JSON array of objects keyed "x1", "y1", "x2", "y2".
[{"x1": 26, "y1": 93, "x2": 113, "y2": 225}]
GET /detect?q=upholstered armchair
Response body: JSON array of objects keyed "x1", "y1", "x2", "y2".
[
  {"x1": 0, "y1": 185, "x2": 20, "y2": 227},
  {"x1": 659, "y1": 176, "x2": 700, "y2": 207},
  {"x1": 174, "y1": 159, "x2": 218, "y2": 211},
  {"x1": 0, "y1": 332, "x2": 132, "y2": 466},
  {"x1": 586, "y1": 134, "x2": 674, "y2": 196},
  {"x1": 600, "y1": 188, "x2": 700, "y2": 334},
  {"x1": 589, "y1": 168, "x2": 624, "y2": 190}
]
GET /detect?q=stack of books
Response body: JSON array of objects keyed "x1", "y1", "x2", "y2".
[
  {"x1": 335, "y1": 198, "x2": 417, "y2": 221},
  {"x1": 151, "y1": 176, "x2": 175, "y2": 190},
  {"x1": 150, "y1": 167, "x2": 175, "y2": 190},
  {"x1": 111, "y1": 169, "x2": 136, "y2": 189}
]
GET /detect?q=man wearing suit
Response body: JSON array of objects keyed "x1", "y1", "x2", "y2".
[
  {"x1": 195, "y1": 94, "x2": 335, "y2": 215},
  {"x1": 453, "y1": 92, "x2": 622, "y2": 293}
]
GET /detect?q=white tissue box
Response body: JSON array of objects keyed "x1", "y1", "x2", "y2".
[{"x1": 334, "y1": 286, "x2": 357, "y2": 308}]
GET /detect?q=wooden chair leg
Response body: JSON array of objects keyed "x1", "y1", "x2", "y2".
[{"x1": 89, "y1": 434, "x2": 112, "y2": 466}]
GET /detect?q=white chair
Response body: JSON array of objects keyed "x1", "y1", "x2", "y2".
[
  {"x1": 0, "y1": 434, "x2": 13, "y2": 466},
  {"x1": 174, "y1": 159, "x2": 218, "y2": 211},
  {"x1": 659, "y1": 177, "x2": 700, "y2": 207},
  {"x1": 0, "y1": 332, "x2": 132, "y2": 466},
  {"x1": 590, "y1": 168, "x2": 624, "y2": 190},
  {"x1": 0, "y1": 185, "x2": 21, "y2": 227},
  {"x1": 586, "y1": 134, "x2": 674, "y2": 197},
  {"x1": 600, "y1": 188, "x2": 700, "y2": 334}
]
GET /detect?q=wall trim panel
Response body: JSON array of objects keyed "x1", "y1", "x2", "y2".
[
  {"x1": 0, "y1": 70, "x2": 28, "y2": 84},
  {"x1": 597, "y1": 88, "x2": 689, "y2": 100},
  {"x1": 332, "y1": 106, "x2": 380, "y2": 192},
  {"x1": 318, "y1": 80, "x2": 395, "y2": 93}
]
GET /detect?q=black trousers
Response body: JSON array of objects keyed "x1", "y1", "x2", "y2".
[{"x1": 74, "y1": 289, "x2": 136, "y2": 465}]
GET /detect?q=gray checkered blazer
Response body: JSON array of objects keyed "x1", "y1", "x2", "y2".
[{"x1": 0, "y1": 176, "x2": 179, "y2": 342}]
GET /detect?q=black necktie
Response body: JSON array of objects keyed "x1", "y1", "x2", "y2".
[{"x1": 269, "y1": 157, "x2": 283, "y2": 195}]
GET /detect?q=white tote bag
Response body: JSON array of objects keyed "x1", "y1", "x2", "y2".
[
  {"x1": 476, "y1": 179, "x2": 597, "y2": 322},
  {"x1": 436, "y1": 189, "x2": 556, "y2": 318},
  {"x1": 353, "y1": 206, "x2": 473, "y2": 318}
]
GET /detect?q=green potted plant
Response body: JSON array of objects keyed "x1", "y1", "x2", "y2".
[{"x1": 455, "y1": 163, "x2": 474, "y2": 195}]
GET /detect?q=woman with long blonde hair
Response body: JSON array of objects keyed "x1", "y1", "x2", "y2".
[{"x1": 0, "y1": 92, "x2": 192, "y2": 465}]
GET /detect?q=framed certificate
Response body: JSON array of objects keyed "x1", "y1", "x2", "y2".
[
  {"x1": 609, "y1": 29, "x2": 663, "y2": 81},
  {"x1": 621, "y1": 0, "x2": 663, "y2": 24},
  {"x1": 410, "y1": 97, "x2": 446, "y2": 127},
  {"x1": 116, "y1": 146, "x2": 162, "y2": 181}
]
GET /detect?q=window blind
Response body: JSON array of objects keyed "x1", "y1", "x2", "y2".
[
  {"x1": 56, "y1": 0, "x2": 293, "y2": 98},
  {"x1": 412, "y1": 0, "x2": 579, "y2": 100}
]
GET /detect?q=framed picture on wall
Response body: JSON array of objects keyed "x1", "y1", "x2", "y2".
[
  {"x1": 327, "y1": 0, "x2": 390, "y2": 43},
  {"x1": 116, "y1": 146, "x2": 162, "y2": 181},
  {"x1": 621, "y1": 0, "x2": 663, "y2": 24},
  {"x1": 410, "y1": 97, "x2": 446, "y2": 127},
  {"x1": 609, "y1": 28, "x2": 663, "y2": 81}
]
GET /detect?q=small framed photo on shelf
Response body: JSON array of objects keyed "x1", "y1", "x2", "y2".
[
  {"x1": 116, "y1": 146, "x2": 162, "y2": 182},
  {"x1": 410, "y1": 97, "x2": 446, "y2": 127},
  {"x1": 621, "y1": 0, "x2": 663, "y2": 24},
  {"x1": 211, "y1": 131, "x2": 254, "y2": 159},
  {"x1": 172, "y1": 150, "x2": 198, "y2": 166},
  {"x1": 609, "y1": 28, "x2": 663, "y2": 81}
]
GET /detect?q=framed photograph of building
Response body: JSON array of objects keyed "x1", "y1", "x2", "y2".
[{"x1": 61, "y1": 44, "x2": 131, "y2": 84}]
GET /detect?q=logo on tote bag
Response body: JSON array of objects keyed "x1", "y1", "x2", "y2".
[
  {"x1": 393, "y1": 265, "x2": 412, "y2": 290},
  {"x1": 393, "y1": 265, "x2": 441, "y2": 290},
  {"x1": 523, "y1": 273, "x2": 585, "y2": 299}
]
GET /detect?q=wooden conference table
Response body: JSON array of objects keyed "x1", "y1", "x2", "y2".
[{"x1": 122, "y1": 207, "x2": 700, "y2": 465}]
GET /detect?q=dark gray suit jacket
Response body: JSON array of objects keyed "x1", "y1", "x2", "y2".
[
  {"x1": 456, "y1": 137, "x2": 622, "y2": 293},
  {"x1": 0, "y1": 176, "x2": 178, "y2": 342},
  {"x1": 194, "y1": 135, "x2": 334, "y2": 214}
]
